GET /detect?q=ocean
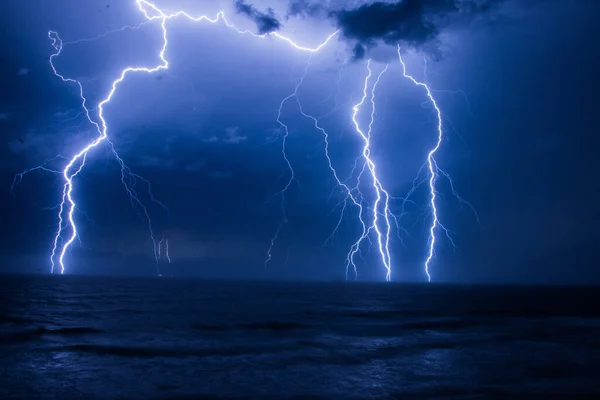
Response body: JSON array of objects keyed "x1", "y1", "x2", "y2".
[{"x1": 1, "y1": 275, "x2": 599, "y2": 399}]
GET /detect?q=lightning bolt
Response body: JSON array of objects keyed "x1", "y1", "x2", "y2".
[
  {"x1": 264, "y1": 54, "x2": 316, "y2": 268},
  {"x1": 289, "y1": 60, "x2": 399, "y2": 281},
  {"x1": 263, "y1": 59, "x2": 307, "y2": 268},
  {"x1": 14, "y1": 0, "x2": 338, "y2": 275},
  {"x1": 41, "y1": 29, "x2": 170, "y2": 275},
  {"x1": 158, "y1": 236, "x2": 171, "y2": 265},
  {"x1": 16, "y1": 0, "x2": 474, "y2": 283},
  {"x1": 266, "y1": 59, "x2": 351, "y2": 268},
  {"x1": 397, "y1": 45, "x2": 478, "y2": 282},
  {"x1": 345, "y1": 61, "x2": 395, "y2": 281},
  {"x1": 164, "y1": 238, "x2": 171, "y2": 264}
]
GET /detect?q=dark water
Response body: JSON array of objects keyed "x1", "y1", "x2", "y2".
[{"x1": 1, "y1": 276, "x2": 600, "y2": 399}]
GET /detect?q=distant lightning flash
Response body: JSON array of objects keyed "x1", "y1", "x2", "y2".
[
  {"x1": 14, "y1": 0, "x2": 338, "y2": 275},
  {"x1": 165, "y1": 238, "x2": 171, "y2": 264},
  {"x1": 158, "y1": 236, "x2": 171, "y2": 264}
]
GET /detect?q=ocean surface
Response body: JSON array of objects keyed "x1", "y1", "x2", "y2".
[{"x1": 1, "y1": 275, "x2": 600, "y2": 399}]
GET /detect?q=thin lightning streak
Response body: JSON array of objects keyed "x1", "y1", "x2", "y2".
[
  {"x1": 62, "y1": 21, "x2": 153, "y2": 46},
  {"x1": 261, "y1": 26, "x2": 338, "y2": 266},
  {"x1": 165, "y1": 238, "x2": 171, "y2": 264},
  {"x1": 401, "y1": 164, "x2": 429, "y2": 217},
  {"x1": 348, "y1": 62, "x2": 394, "y2": 281},
  {"x1": 264, "y1": 57, "x2": 312, "y2": 267},
  {"x1": 11, "y1": 155, "x2": 66, "y2": 198},
  {"x1": 397, "y1": 45, "x2": 478, "y2": 282},
  {"x1": 320, "y1": 200, "x2": 348, "y2": 248},
  {"x1": 158, "y1": 236, "x2": 171, "y2": 264},
  {"x1": 18, "y1": 0, "x2": 338, "y2": 275},
  {"x1": 264, "y1": 223, "x2": 282, "y2": 267},
  {"x1": 432, "y1": 88, "x2": 475, "y2": 117},
  {"x1": 293, "y1": 62, "x2": 398, "y2": 281},
  {"x1": 142, "y1": 0, "x2": 337, "y2": 270},
  {"x1": 317, "y1": 59, "x2": 348, "y2": 121},
  {"x1": 43, "y1": 29, "x2": 167, "y2": 275},
  {"x1": 397, "y1": 46, "x2": 441, "y2": 282},
  {"x1": 289, "y1": 64, "x2": 355, "y2": 234},
  {"x1": 438, "y1": 168, "x2": 482, "y2": 228},
  {"x1": 295, "y1": 89, "x2": 364, "y2": 279},
  {"x1": 424, "y1": 55, "x2": 475, "y2": 119}
]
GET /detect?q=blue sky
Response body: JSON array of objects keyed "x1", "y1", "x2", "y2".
[{"x1": 1, "y1": 0, "x2": 599, "y2": 283}]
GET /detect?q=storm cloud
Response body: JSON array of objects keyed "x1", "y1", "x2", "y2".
[
  {"x1": 336, "y1": 0, "x2": 510, "y2": 58},
  {"x1": 287, "y1": 0, "x2": 510, "y2": 59},
  {"x1": 286, "y1": 0, "x2": 326, "y2": 19},
  {"x1": 234, "y1": 0, "x2": 282, "y2": 34}
]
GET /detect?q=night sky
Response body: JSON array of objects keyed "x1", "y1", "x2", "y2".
[{"x1": 0, "y1": 0, "x2": 598, "y2": 283}]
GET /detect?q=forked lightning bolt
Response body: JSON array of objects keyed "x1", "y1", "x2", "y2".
[
  {"x1": 13, "y1": 0, "x2": 338, "y2": 275},
  {"x1": 263, "y1": 57, "x2": 311, "y2": 268},
  {"x1": 346, "y1": 61, "x2": 395, "y2": 281},
  {"x1": 13, "y1": 0, "x2": 474, "y2": 282},
  {"x1": 45, "y1": 30, "x2": 168, "y2": 275},
  {"x1": 286, "y1": 60, "x2": 399, "y2": 281},
  {"x1": 397, "y1": 45, "x2": 478, "y2": 281}
]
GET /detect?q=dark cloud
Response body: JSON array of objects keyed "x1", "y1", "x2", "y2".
[
  {"x1": 286, "y1": 0, "x2": 326, "y2": 19},
  {"x1": 331, "y1": 0, "x2": 509, "y2": 58},
  {"x1": 351, "y1": 43, "x2": 366, "y2": 61},
  {"x1": 233, "y1": 0, "x2": 282, "y2": 35}
]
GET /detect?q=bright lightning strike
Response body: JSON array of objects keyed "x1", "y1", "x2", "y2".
[
  {"x1": 15, "y1": 0, "x2": 475, "y2": 283},
  {"x1": 346, "y1": 61, "x2": 395, "y2": 282},
  {"x1": 14, "y1": 0, "x2": 338, "y2": 275},
  {"x1": 397, "y1": 45, "x2": 478, "y2": 282},
  {"x1": 42, "y1": 29, "x2": 169, "y2": 275},
  {"x1": 291, "y1": 60, "x2": 400, "y2": 281}
]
